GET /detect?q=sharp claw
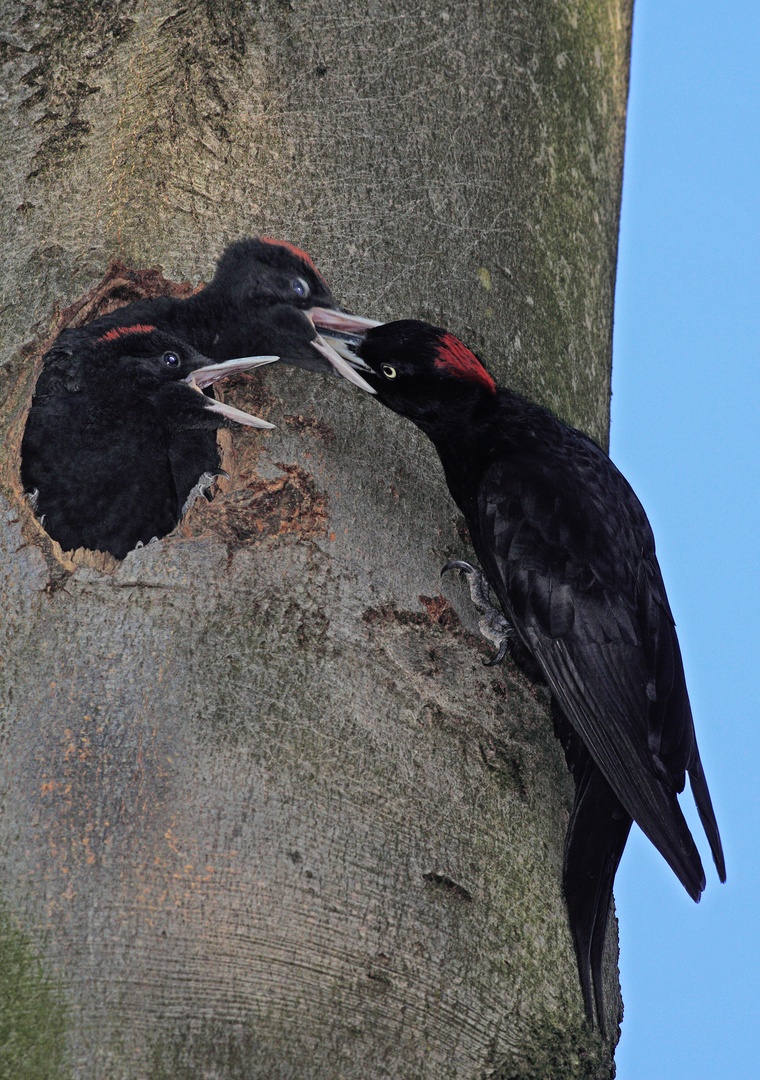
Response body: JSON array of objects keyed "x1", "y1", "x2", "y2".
[
  {"x1": 181, "y1": 471, "x2": 222, "y2": 518},
  {"x1": 483, "y1": 639, "x2": 509, "y2": 667},
  {"x1": 441, "y1": 557, "x2": 513, "y2": 664},
  {"x1": 441, "y1": 559, "x2": 476, "y2": 577}
]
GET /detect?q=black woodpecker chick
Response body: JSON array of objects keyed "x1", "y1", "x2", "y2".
[
  {"x1": 21, "y1": 326, "x2": 276, "y2": 559},
  {"x1": 21, "y1": 239, "x2": 379, "y2": 556},
  {"x1": 40, "y1": 238, "x2": 379, "y2": 513},
  {"x1": 325, "y1": 318, "x2": 726, "y2": 1031},
  {"x1": 76, "y1": 237, "x2": 378, "y2": 388}
]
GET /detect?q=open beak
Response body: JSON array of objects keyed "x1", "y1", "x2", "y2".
[
  {"x1": 308, "y1": 308, "x2": 381, "y2": 394},
  {"x1": 185, "y1": 354, "x2": 279, "y2": 428}
]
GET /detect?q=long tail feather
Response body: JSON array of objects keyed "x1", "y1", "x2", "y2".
[
  {"x1": 563, "y1": 755, "x2": 632, "y2": 1035},
  {"x1": 552, "y1": 700, "x2": 631, "y2": 1033},
  {"x1": 689, "y1": 753, "x2": 726, "y2": 882}
]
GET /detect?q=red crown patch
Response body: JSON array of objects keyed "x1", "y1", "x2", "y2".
[
  {"x1": 97, "y1": 324, "x2": 157, "y2": 343},
  {"x1": 434, "y1": 333, "x2": 496, "y2": 393},
  {"x1": 259, "y1": 237, "x2": 321, "y2": 277}
]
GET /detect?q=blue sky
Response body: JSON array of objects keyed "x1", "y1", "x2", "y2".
[{"x1": 610, "y1": 1, "x2": 760, "y2": 1075}]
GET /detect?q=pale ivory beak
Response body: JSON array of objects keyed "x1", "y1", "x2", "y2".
[
  {"x1": 185, "y1": 355, "x2": 279, "y2": 428},
  {"x1": 308, "y1": 308, "x2": 381, "y2": 394}
]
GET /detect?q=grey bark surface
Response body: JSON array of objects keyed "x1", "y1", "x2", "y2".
[{"x1": 0, "y1": 2, "x2": 632, "y2": 1077}]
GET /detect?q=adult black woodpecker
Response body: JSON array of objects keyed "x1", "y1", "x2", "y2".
[
  {"x1": 21, "y1": 325, "x2": 277, "y2": 559},
  {"x1": 322, "y1": 318, "x2": 726, "y2": 1031}
]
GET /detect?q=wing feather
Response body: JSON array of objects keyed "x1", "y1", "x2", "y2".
[{"x1": 474, "y1": 452, "x2": 723, "y2": 898}]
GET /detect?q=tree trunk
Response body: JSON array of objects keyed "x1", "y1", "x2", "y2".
[{"x1": 0, "y1": 2, "x2": 632, "y2": 1077}]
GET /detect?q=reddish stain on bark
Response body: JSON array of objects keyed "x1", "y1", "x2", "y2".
[
  {"x1": 363, "y1": 595, "x2": 461, "y2": 631},
  {"x1": 281, "y1": 414, "x2": 337, "y2": 445},
  {"x1": 417, "y1": 594, "x2": 461, "y2": 629}
]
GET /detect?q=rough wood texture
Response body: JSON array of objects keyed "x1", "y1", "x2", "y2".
[{"x1": 0, "y1": 1, "x2": 632, "y2": 1076}]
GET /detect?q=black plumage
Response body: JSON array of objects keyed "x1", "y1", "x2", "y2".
[
  {"x1": 324, "y1": 318, "x2": 726, "y2": 1030},
  {"x1": 21, "y1": 327, "x2": 276, "y2": 559}
]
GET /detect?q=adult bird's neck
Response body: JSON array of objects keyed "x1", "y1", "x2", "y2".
[
  {"x1": 418, "y1": 386, "x2": 501, "y2": 511},
  {"x1": 421, "y1": 385, "x2": 534, "y2": 523}
]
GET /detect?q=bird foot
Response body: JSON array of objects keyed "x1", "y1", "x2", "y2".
[
  {"x1": 441, "y1": 559, "x2": 512, "y2": 665},
  {"x1": 180, "y1": 469, "x2": 230, "y2": 519}
]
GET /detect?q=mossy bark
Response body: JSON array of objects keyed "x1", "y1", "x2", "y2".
[{"x1": 0, "y1": 1, "x2": 632, "y2": 1077}]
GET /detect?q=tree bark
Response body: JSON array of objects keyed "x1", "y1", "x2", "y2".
[{"x1": 0, "y1": 2, "x2": 632, "y2": 1077}]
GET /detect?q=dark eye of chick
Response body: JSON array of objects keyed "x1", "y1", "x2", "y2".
[
  {"x1": 163, "y1": 352, "x2": 181, "y2": 367},
  {"x1": 290, "y1": 277, "x2": 311, "y2": 300}
]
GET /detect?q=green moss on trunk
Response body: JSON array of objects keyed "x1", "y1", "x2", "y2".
[{"x1": 0, "y1": 900, "x2": 69, "y2": 1079}]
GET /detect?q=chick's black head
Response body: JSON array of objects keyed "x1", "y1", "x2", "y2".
[
  {"x1": 210, "y1": 237, "x2": 338, "y2": 311},
  {"x1": 203, "y1": 237, "x2": 346, "y2": 370},
  {"x1": 90, "y1": 326, "x2": 277, "y2": 433},
  {"x1": 93, "y1": 325, "x2": 207, "y2": 385}
]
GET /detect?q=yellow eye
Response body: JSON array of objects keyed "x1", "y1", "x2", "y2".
[{"x1": 381, "y1": 364, "x2": 397, "y2": 379}]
